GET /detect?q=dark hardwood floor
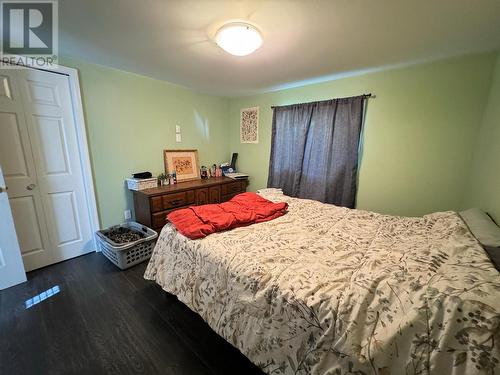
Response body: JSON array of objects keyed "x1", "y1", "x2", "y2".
[{"x1": 0, "y1": 252, "x2": 264, "y2": 375}]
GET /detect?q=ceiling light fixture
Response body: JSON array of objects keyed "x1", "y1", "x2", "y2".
[{"x1": 215, "y1": 22, "x2": 263, "y2": 56}]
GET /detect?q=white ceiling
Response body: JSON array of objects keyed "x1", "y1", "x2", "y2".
[{"x1": 59, "y1": 0, "x2": 500, "y2": 96}]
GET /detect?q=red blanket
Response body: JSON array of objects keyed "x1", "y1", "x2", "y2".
[{"x1": 167, "y1": 192, "x2": 288, "y2": 239}]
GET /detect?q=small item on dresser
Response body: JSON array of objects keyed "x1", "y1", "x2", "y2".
[
  {"x1": 230, "y1": 152, "x2": 238, "y2": 169},
  {"x1": 210, "y1": 164, "x2": 217, "y2": 177},
  {"x1": 225, "y1": 172, "x2": 249, "y2": 180},
  {"x1": 126, "y1": 177, "x2": 158, "y2": 191},
  {"x1": 220, "y1": 153, "x2": 239, "y2": 176},
  {"x1": 132, "y1": 171, "x2": 152, "y2": 179},
  {"x1": 200, "y1": 166, "x2": 208, "y2": 179},
  {"x1": 221, "y1": 165, "x2": 236, "y2": 176},
  {"x1": 172, "y1": 171, "x2": 177, "y2": 184},
  {"x1": 157, "y1": 173, "x2": 169, "y2": 186}
]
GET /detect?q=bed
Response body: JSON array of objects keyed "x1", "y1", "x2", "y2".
[{"x1": 144, "y1": 188, "x2": 500, "y2": 374}]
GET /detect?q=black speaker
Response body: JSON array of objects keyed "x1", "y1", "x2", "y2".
[
  {"x1": 132, "y1": 171, "x2": 152, "y2": 179},
  {"x1": 230, "y1": 153, "x2": 238, "y2": 169}
]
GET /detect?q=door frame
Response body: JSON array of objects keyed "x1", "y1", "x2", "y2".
[{"x1": 6, "y1": 60, "x2": 101, "y2": 249}]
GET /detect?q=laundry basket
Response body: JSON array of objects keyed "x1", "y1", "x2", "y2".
[{"x1": 96, "y1": 222, "x2": 158, "y2": 270}]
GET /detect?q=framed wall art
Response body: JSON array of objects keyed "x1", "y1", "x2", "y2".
[
  {"x1": 163, "y1": 149, "x2": 200, "y2": 182},
  {"x1": 240, "y1": 107, "x2": 259, "y2": 143}
]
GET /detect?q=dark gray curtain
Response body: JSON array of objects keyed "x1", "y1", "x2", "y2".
[{"x1": 267, "y1": 95, "x2": 366, "y2": 207}]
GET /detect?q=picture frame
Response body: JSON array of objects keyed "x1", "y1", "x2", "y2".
[
  {"x1": 240, "y1": 107, "x2": 259, "y2": 143},
  {"x1": 163, "y1": 149, "x2": 200, "y2": 182}
]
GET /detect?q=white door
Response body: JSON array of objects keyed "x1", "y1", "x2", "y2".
[
  {"x1": 0, "y1": 70, "x2": 54, "y2": 271},
  {"x1": 0, "y1": 166, "x2": 27, "y2": 290},
  {"x1": 0, "y1": 68, "x2": 94, "y2": 271}
]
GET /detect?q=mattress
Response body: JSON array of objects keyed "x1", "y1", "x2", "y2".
[{"x1": 144, "y1": 189, "x2": 500, "y2": 374}]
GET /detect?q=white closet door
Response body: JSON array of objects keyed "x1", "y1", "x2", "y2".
[
  {"x1": 0, "y1": 70, "x2": 54, "y2": 271},
  {"x1": 0, "y1": 165, "x2": 27, "y2": 290},
  {"x1": 17, "y1": 68, "x2": 94, "y2": 265}
]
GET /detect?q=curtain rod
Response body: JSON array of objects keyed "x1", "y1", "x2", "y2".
[{"x1": 271, "y1": 93, "x2": 374, "y2": 109}]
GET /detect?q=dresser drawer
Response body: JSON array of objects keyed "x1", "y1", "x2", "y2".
[
  {"x1": 221, "y1": 193, "x2": 239, "y2": 202},
  {"x1": 186, "y1": 190, "x2": 195, "y2": 204},
  {"x1": 221, "y1": 181, "x2": 243, "y2": 195},
  {"x1": 150, "y1": 196, "x2": 163, "y2": 213},
  {"x1": 152, "y1": 208, "x2": 179, "y2": 229},
  {"x1": 209, "y1": 186, "x2": 220, "y2": 203},
  {"x1": 162, "y1": 192, "x2": 189, "y2": 210},
  {"x1": 133, "y1": 177, "x2": 248, "y2": 231},
  {"x1": 152, "y1": 211, "x2": 168, "y2": 229}
]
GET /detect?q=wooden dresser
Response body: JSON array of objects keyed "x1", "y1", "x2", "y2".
[{"x1": 133, "y1": 177, "x2": 248, "y2": 232}]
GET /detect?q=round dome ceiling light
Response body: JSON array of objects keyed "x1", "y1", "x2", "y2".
[{"x1": 215, "y1": 22, "x2": 263, "y2": 56}]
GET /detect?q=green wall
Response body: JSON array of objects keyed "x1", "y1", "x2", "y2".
[
  {"x1": 63, "y1": 52, "x2": 499, "y2": 228},
  {"x1": 466, "y1": 52, "x2": 500, "y2": 223},
  {"x1": 228, "y1": 53, "x2": 497, "y2": 216},
  {"x1": 61, "y1": 57, "x2": 230, "y2": 228}
]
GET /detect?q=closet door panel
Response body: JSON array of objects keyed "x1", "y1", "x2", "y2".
[
  {"x1": 0, "y1": 70, "x2": 53, "y2": 271},
  {"x1": 18, "y1": 69, "x2": 94, "y2": 263}
]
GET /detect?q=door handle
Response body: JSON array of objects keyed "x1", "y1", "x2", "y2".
[
  {"x1": 26, "y1": 183, "x2": 36, "y2": 190},
  {"x1": 0, "y1": 186, "x2": 7, "y2": 193}
]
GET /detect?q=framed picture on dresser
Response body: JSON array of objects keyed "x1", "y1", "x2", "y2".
[{"x1": 163, "y1": 149, "x2": 200, "y2": 182}]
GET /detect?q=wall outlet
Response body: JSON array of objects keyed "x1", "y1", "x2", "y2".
[
  {"x1": 175, "y1": 125, "x2": 181, "y2": 133},
  {"x1": 124, "y1": 209, "x2": 131, "y2": 220},
  {"x1": 175, "y1": 133, "x2": 182, "y2": 143}
]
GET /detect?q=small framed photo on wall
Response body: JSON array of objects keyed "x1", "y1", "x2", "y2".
[
  {"x1": 240, "y1": 107, "x2": 259, "y2": 143},
  {"x1": 163, "y1": 149, "x2": 200, "y2": 182}
]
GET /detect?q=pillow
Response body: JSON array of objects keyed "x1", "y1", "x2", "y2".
[
  {"x1": 257, "y1": 188, "x2": 284, "y2": 196},
  {"x1": 459, "y1": 208, "x2": 500, "y2": 248},
  {"x1": 483, "y1": 246, "x2": 500, "y2": 272},
  {"x1": 257, "y1": 188, "x2": 285, "y2": 201}
]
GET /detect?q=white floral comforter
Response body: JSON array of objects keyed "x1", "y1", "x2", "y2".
[{"x1": 144, "y1": 189, "x2": 500, "y2": 374}]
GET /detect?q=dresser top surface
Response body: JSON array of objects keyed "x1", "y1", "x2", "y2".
[{"x1": 133, "y1": 176, "x2": 247, "y2": 197}]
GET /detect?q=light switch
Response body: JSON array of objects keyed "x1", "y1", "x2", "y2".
[
  {"x1": 176, "y1": 133, "x2": 182, "y2": 143},
  {"x1": 175, "y1": 125, "x2": 181, "y2": 133}
]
